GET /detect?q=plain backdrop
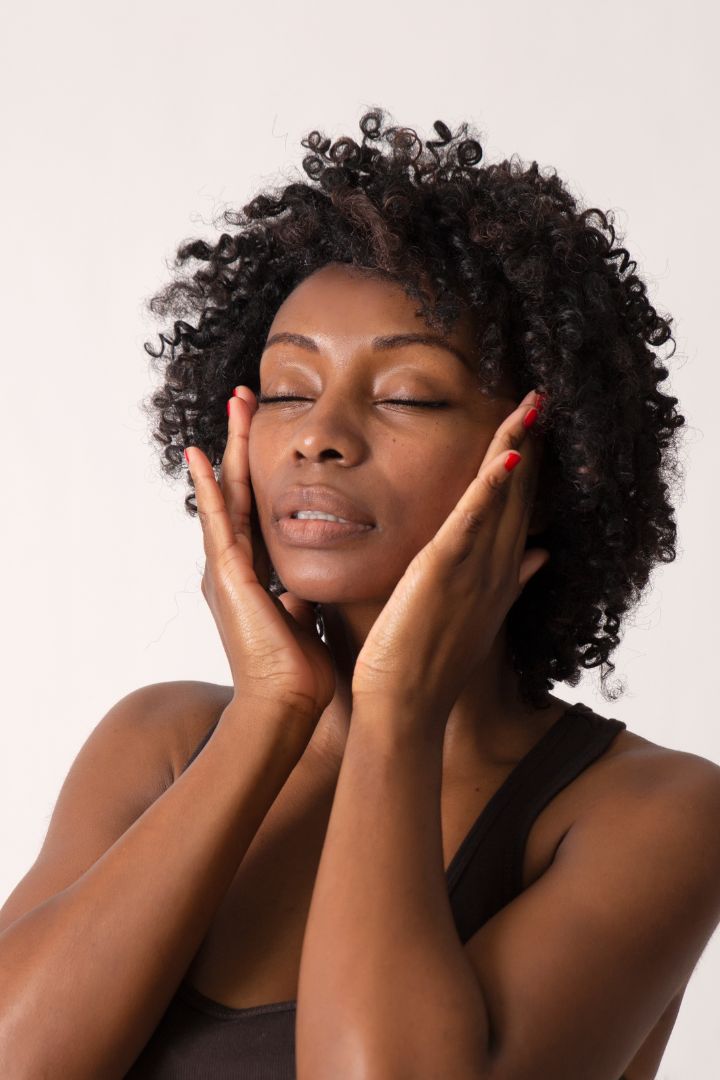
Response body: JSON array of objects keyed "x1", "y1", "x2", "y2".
[{"x1": 1, "y1": 0, "x2": 718, "y2": 1075}]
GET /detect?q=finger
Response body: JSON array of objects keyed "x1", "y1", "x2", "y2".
[
  {"x1": 184, "y1": 445, "x2": 241, "y2": 566},
  {"x1": 508, "y1": 437, "x2": 546, "y2": 569},
  {"x1": 461, "y1": 388, "x2": 542, "y2": 547},
  {"x1": 219, "y1": 389, "x2": 255, "y2": 548},
  {"x1": 233, "y1": 384, "x2": 259, "y2": 417},
  {"x1": 481, "y1": 388, "x2": 542, "y2": 465},
  {"x1": 234, "y1": 387, "x2": 276, "y2": 593},
  {"x1": 486, "y1": 391, "x2": 544, "y2": 561},
  {"x1": 277, "y1": 591, "x2": 319, "y2": 633},
  {"x1": 220, "y1": 385, "x2": 274, "y2": 593},
  {"x1": 430, "y1": 445, "x2": 526, "y2": 565},
  {"x1": 494, "y1": 432, "x2": 543, "y2": 564},
  {"x1": 226, "y1": 388, "x2": 274, "y2": 591},
  {"x1": 429, "y1": 390, "x2": 545, "y2": 568}
]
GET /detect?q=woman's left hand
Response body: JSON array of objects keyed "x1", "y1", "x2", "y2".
[{"x1": 351, "y1": 388, "x2": 549, "y2": 728}]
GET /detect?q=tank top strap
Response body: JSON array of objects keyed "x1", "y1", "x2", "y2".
[{"x1": 449, "y1": 704, "x2": 626, "y2": 945}]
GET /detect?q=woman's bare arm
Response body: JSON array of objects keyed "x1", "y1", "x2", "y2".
[{"x1": 0, "y1": 681, "x2": 308, "y2": 1079}]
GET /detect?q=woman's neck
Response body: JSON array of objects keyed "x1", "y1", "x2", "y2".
[{"x1": 302, "y1": 604, "x2": 559, "y2": 778}]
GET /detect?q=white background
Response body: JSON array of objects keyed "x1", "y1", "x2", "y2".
[{"x1": 1, "y1": 1, "x2": 717, "y2": 1075}]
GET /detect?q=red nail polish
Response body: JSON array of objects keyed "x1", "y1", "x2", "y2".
[
  {"x1": 523, "y1": 407, "x2": 538, "y2": 430},
  {"x1": 505, "y1": 451, "x2": 522, "y2": 472},
  {"x1": 535, "y1": 392, "x2": 545, "y2": 413}
]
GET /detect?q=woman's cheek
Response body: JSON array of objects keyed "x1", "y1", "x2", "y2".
[
  {"x1": 247, "y1": 426, "x2": 268, "y2": 479},
  {"x1": 246, "y1": 434, "x2": 271, "y2": 516}
]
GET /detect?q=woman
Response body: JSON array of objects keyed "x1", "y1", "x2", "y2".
[{"x1": 1, "y1": 109, "x2": 718, "y2": 1079}]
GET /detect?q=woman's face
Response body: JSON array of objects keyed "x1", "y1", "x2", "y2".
[{"x1": 248, "y1": 261, "x2": 522, "y2": 606}]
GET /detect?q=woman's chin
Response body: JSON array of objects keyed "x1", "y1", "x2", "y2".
[
  {"x1": 276, "y1": 586, "x2": 361, "y2": 606},
  {"x1": 273, "y1": 578, "x2": 389, "y2": 609}
]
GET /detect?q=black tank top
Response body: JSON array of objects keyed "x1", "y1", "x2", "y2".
[{"x1": 125, "y1": 701, "x2": 629, "y2": 1079}]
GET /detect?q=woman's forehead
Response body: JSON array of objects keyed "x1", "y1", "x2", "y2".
[
  {"x1": 266, "y1": 264, "x2": 479, "y2": 356},
  {"x1": 263, "y1": 265, "x2": 517, "y2": 398}
]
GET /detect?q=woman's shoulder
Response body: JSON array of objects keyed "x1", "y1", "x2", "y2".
[
  {"x1": 578, "y1": 707, "x2": 720, "y2": 828},
  {"x1": 154, "y1": 685, "x2": 720, "y2": 805},
  {"x1": 608, "y1": 720, "x2": 718, "y2": 778},
  {"x1": 148, "y1": 679, "x2": 234, "y2": 783}
]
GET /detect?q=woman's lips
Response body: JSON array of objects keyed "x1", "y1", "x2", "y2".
[{"x1": 274, "y1": 515, "x2": 376, "y2": 546}]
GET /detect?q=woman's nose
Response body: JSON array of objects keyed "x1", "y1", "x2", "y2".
[{"x1": 291, "y1": 397, "x2": 367, "y2": 464}]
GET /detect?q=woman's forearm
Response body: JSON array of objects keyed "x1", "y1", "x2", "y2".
[
  {"x1": 296, "y1": 698, "x2": 491, "y2": 1080},
  {"x1": 0, "y1": 699, "x2": 305, "y2": 1079}
]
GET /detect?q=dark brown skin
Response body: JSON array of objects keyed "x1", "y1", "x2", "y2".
[
  {"x1": 0, "y1": 263, "x2": 718, "y2": 1078},
  {"x1": 0, "y1": 687, "x2": 307, "y2": 1076},
  {"x1": 250, "y1": 262, "x2": 557, "y2": 775}
]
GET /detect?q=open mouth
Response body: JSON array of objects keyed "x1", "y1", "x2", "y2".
[{"x1": 290, "y1": 512, "x2": 355, "y2": 523}]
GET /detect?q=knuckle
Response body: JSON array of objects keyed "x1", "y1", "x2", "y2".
[
  {"x1": 486, "y1": 468, "x2": 510, "y2": 498},
  {"x1": 461, "y1": 506, "x2": 488, "y2": 534},
  {"x1": 197, "y1": 506, "x2": 222, "y2": 528}
]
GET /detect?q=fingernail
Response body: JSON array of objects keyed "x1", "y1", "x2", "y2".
[
  {"x1": 523, "y1": 407, "x2": 538, "y2": 430},
  {"x1": 505, "y1": 451, "x2": 522, "y2": 472}
]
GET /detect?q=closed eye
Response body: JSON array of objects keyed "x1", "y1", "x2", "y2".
[{"x1": 257, "y1": 395, "x2": 447, "y2": 409}]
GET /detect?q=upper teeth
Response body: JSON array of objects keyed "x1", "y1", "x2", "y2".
[{"x1": 293, "y1": 511, "x2": 352, "y2": 523}]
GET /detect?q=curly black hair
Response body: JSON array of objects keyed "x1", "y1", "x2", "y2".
[{"x1": 140, "y1": 106, "x2": 686, "y2": 710}]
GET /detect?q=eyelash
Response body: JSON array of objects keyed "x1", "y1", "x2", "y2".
[{"x1": 257, "y1": 395, "x2": 447, "y2": 409}]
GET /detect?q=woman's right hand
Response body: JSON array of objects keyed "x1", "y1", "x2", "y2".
[{"x1": 184, "y1": 386, "x2": 336, "y2": 741}]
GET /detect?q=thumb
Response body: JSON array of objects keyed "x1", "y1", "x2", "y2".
[
  {"x1": 277, "y1": 592, "x2": 321, "y2": 635},
  {"x1": 518, "y1": 548, "x2": 551, "y2": 592}
]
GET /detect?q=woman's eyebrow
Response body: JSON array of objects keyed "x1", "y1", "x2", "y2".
[
  {"x1": 262, "y1": 331, "x2": 468, "y2": 367},
  {"x1": 373, "y1": 333, "x2": 469, "y2": 366},
  {"x1": 263, "y1": 332, "x2": 320, "y2": 354}
]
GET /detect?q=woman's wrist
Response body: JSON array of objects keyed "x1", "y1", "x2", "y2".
[
  {"x1": 220, "y1": 691, "x2": 321, "y2": 764},
  {"x1": 351, "y1": 689, "x2": 446, "y2": 748}
]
